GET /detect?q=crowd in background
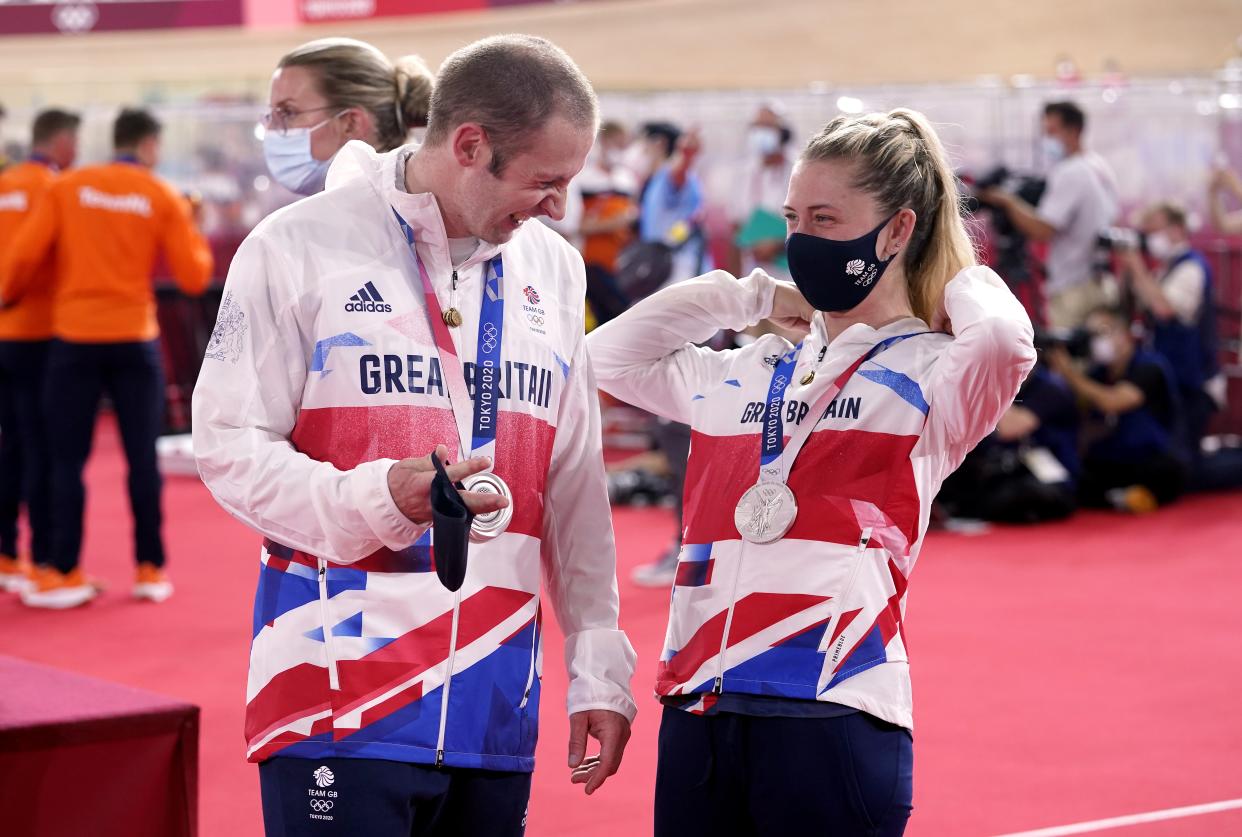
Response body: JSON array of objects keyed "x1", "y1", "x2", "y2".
[{"x1": 1, "y1": 82, "x2": 1241, "y2": 597}]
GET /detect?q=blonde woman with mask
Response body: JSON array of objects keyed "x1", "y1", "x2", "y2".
[
  {"x1": 588, "y1": 109, "x2": 1036, "y2": 835},
  {"x1": 263, "y1": 38, "x2": 433, "y2": 195}
]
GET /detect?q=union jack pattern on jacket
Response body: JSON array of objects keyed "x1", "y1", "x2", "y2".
[{"x1": 588, "y1": 267, "x2": 1034, "y2": 728}]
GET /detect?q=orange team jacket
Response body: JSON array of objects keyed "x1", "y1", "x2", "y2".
[
  {"x1": 0, "y1": 160, "x2": 213, "y2": 343},
  {"x1": 0, "y1": 160, "x2": 59, "y2": 340}
]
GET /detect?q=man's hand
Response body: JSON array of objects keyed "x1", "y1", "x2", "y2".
[
  {"x1": 1045, "y1": 346, "x2": 1077, "y2": 380},
  {"x1": 767, "y1": 281, "x2": 815, "y2": 338},
  {"x1": 386, "y1": 444, "x2": 509, "y2": 526},
  {"x1": 567, "y1": 710, "x2": 631, "y2": 796}
]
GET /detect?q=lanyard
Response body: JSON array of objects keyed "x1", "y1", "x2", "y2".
[
  {"x1": 757, "y1": 332, "x2": 927, "y2": 486},
  {"x1": 393, "y1": 208, "x2": 505, "y2": 462}
]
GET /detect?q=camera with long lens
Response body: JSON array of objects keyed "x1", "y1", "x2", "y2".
[
  {"x1": 1096, "y1": 226, "x2": 1146, "y2": 253},
  {"x1": 1032, "y1": 326, "x2": 1092, "y2": 359},
  {"x1": 962, "y1": 166, "x2": 1047, "y2": 286}
]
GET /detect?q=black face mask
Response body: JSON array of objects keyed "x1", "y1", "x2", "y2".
[{"x1": 785, "y1": 213, "x2": 898, "y2": 312}]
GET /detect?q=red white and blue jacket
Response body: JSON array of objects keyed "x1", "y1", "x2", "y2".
[
  {"x1": 192, "y1": 141, "x2": 637, "y2": 770},
  {"x1": 587, "y1": 267, "x2": 1034, "y2": 729}
]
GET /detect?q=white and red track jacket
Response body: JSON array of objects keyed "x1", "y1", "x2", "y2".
[
  {"x1": 192, "y1": 141, "x2": 637, "y2": 770},
  {"x1": 587, "y1": 266, "x2": 1034, "y2": 729}
]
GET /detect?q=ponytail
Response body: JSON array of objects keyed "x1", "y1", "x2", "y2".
[{"x1": 801, "y1": 108, "x2": 976, "y2": 322}]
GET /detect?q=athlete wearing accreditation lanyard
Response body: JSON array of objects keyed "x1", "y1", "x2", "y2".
[
  {"x1": 192, "y1": 36, "x2": 636, "y2": 837},
  {"x1": 589, "y1": 109, "x2": 1036, "y2": 836}
]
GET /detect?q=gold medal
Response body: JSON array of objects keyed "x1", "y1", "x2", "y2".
[
  {"x1": 443, "y1": 308, "x2": 463, "y2": 328},
  {"x1": 800, "y1": 372, "x2": 816, "y2": 385}
]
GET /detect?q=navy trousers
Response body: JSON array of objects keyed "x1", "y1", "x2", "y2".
[
  {"x1": 44, "y1": 339, "x2": 166, "y2": 572},
  {"x1": 0, "y1": 340, "x2": 52, "y2": 563},
  {"x1": 259, "y1": 756, "x2": 532, "y2": 837},
  {"x1": 655, "y1": 706, "x2": 914, "y2": 836}
]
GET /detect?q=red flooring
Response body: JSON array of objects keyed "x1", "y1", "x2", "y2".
[{"x1": 2, "y1": 417, "x2": 1241, "y2": 836}]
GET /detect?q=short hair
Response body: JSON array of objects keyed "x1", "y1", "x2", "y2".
[
  {"x1": 424, "y1": 35, "x2": 598, "y2": 175},
  {"x1": 641, "y1": 122, "x2": 681, "y2": 159},
  {"x1": 278, "y1": 38, "x2": 432, "y2": 153},
  {"x1": 32, "y1": 109, "x2": 81, "y2": 145},
  {"x1": 113, "y1": 108, "x2": 161, "y2": 149},
  {"x1": 1044, "y1": 101, "x2": 1086, "y2": 133},
  {"x1": 1087, "y1": 305, "x2": 1128, "y2": 329},
  {"x1": 599, "y1": 120, "x2": 627, "y2": 143},
  {"x1": 1147, "y1": 201, "x2": 1188, "y2": 230}
]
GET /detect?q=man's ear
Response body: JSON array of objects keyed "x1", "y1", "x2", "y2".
[{"x1": 451, "y1": 123, "x2": 489, "y2": 169}]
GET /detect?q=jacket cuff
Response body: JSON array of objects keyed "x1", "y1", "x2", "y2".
[
  {"x1": 351, "y1": 459, "x2": 428, "y2": 551},
  {"x1": 563, "y1": 628, "x2": 639, "y2": 723}
]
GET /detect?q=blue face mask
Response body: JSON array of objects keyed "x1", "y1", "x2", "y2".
[
  {"x1": 1042, "y1": 135, "x2": 1067, "y2": 164},
  {"x1": 785, "y1": 213, "x2": 898, "y2": 312},
  {"x1": 262, "y1": 112, "x2": 342, "y2": 196}
]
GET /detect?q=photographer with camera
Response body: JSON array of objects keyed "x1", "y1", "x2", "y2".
[
  {"x1": 1119, "y1": 203, "x2": 1222, "y2": 455},
  {"x1": 984, "y1": 102, "x2": 1118, "y2": 328},
  {"x1": 1047, "y1": 307, "x2": 1187, "y2": 512}
]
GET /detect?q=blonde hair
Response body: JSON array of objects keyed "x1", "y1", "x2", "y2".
[
  {"x1": 801, "y1": 108, "x2": 975, "y2": 322},
  {"x1": 279, "y1": 38, "x2": 433, "y2": 152}
]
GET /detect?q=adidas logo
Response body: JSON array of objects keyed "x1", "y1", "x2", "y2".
[{"x1": 345, "y1": 281, "x2": 392, "y2": 313}]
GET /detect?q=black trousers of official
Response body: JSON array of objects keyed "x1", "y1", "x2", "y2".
[
  {"x1": 260, "y1": 756, "x2": 531, "y2": 837},
  {"x1": 655, "y1": 706, "x2": 914, "y2": 837},
  {"x1": 0, "y1": 340, "x2": 52, "y2": 564},
  {"x1": 45, "y1": 339, "x2": 166, "y2": 573}
]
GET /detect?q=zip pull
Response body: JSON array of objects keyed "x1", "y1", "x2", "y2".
[
  {"x1": 451, "y1": 269, "x2": 458, "y2": 291},
  {"x1": 436, "y1": 749, "x2": 445, "y2": 768},
  {"x1": 713, "y1": 676, "x2": 723, "y2": 694},
  {"x1": 318, "y1": 566, "x2": 326, "y2": 579},
  {"x1": 858, "y1": 527, "x2": 874, "y2": 551}
]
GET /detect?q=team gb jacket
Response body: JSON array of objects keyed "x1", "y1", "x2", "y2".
[
  {"x1": 192, "y1": 141, "x2": 637, "y2": 770},
  {"x1": 588, "y1": 266, "x2": 1035, "y2": 729}
]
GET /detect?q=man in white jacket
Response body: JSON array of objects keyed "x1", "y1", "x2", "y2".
[{"x1": 193, "y1": 35, "x2": 636, "y2": 836}]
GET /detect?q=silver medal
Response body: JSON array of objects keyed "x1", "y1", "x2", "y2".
[
  {"x1": 464, "y1": 472, "x2": 514, "y2": 542},
  {"x1": 734, "y1": 482, "x2": 798, "y2": 544}
]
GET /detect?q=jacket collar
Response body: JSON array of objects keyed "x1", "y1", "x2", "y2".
[
  {"x1": 328, "y1": 140, "x2": 504, "y2": 270},
  {"x1": 811, "y1": 312, "x2": 930, "y2": 355}
]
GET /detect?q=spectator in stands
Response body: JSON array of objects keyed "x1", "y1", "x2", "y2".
[
  {"x1": 734, "y1": 102, "x2": 795, "y2": 279},
  {"x1": 1121, "y1": 203, "x2": 1222, "y2": 457},
  {"x1": 1048, "y1": 307, "x2": 1187, "y2": 512},
  {"x1": 0, "y1": 108, "x2": 80, "y2": 592},
  {"x1": 576, "y1": 120, "x2": 640, "y2": 325},
  {"x1": 985, "y1": 101, "x2": 1118, "y2": 328},
  {"x1": 0, "y1": 108, "x2": 213, "y2": 608},
  {"x1": 263, "y1": 38, "x2": 434, "y2": 195},
  {"x1": 641, "y1": 126, "x2": 709, "y2": 284},
  {"x1": 937, "y1": 363, "x2": 1080, "y2": 523}
]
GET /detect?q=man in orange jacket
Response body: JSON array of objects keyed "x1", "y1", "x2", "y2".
[
  {"x1": 0, "y1": 108, "x2": 80, "y2": 593},
  {"x1": 0, "y1": 108, "x2": 213, "y2": 608}
]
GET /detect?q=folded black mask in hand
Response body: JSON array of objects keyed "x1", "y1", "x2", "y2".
[{"x1": 430, "y1": 455, "x2": 474, "y2": 592}]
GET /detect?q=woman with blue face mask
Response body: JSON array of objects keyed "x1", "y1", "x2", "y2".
[
  {"x1": 263, "y1": 38, "x2": 433, "y2": 196},
  {"x1": 587, "y1": 109, "x2": 1036, "y2": 836}
]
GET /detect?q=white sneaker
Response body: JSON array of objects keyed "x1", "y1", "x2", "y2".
[
  {"x1": 21, "y1": 567, "x2": 99, "y2": 609},
  {"x1": 133, "y1": 563, "x2": 174, "y2": 603},
  {"x1": 630, "y1": 547, "x2": 681, "y2": 588}
]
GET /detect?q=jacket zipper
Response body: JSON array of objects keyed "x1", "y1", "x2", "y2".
[
  {"x1": 316, "y1": 560, "x2": 340, "y2": 690},
  {"x1": 518, "y1": 602, "x2": 541, "y2": 710},
  {"x1": 712, "y1": 543, "x2": 750, "y2": 693},
  {"x1": 818, "y1": 527, "x2": 875, "y2": 655},
  {"x1": 435, "y1": 588, "x2": 463, "y2": 767}
]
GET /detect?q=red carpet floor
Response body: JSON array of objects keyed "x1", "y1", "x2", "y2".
[{"x1": 3, "y1": 417, "x2": 1242, "y2": 836}]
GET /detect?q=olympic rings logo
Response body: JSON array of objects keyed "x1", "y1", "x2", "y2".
[
  {"x1": 481, "y1": 323, "x2": 499, "y2": 353},
  {"x1": 773, "y1": 375, "x2": 788, "y2": 389},
  {"x1": 310, "y1": 800, "x2": 334, "y2": 813},
  {"x1": 527, "y1": 315, "x2": 544, "y2": 327}
]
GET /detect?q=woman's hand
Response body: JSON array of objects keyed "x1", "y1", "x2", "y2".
[
  {"x1": 767, "y1": 281, "x2": 816, "y2": 338},
  {"x1": 929, "y1": 293, "x2": 953, "y2": 335}
]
